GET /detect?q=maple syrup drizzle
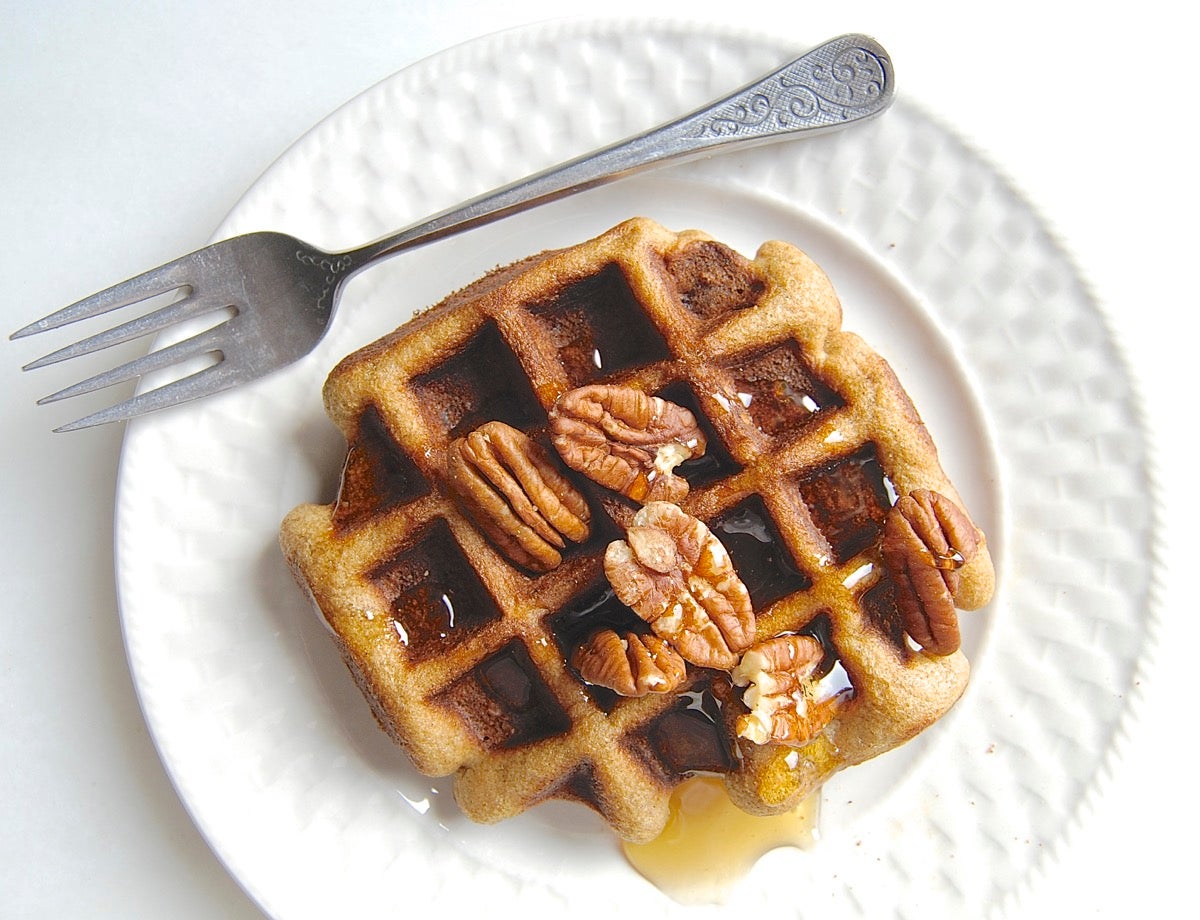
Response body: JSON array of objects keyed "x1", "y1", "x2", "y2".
[{"x1": 621, "y1": 776, "x2": 819, "y2": 904}]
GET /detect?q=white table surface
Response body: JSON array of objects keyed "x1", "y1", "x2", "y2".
[{"x1": 3, "y1": 2, "x2": 1192, "y2": 917}]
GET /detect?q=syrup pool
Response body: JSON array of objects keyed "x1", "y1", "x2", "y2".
[{"x1": 622, "y1": 776, "x2": 819, "y2": 904}]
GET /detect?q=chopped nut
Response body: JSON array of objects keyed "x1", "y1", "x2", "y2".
[
  {"x1": 447, "y1": 421, "x2": 591, "y2": 573},
  {"x1": 731, "y1": 634, "x2": 842, "y2": 746},
  {"x1": 604, "y1": 501, "x2": 754, "y2": 669},
  {"x1": 880, "y1": 489, "x2": 980, "y2": 656},
  {"x1": 549, "y1": 384, "x2": 706, "y2": 503},
  {"x1": 573, "y1": 629, "x2": 687, "y2": 697}
]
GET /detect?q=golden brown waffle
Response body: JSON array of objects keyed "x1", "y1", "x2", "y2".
[{"x1": 279, "y1": 217, "x2": 994, "y2": 843}]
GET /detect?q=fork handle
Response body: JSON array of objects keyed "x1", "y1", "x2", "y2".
[{"x1": 346, "y1": 33, "x2": 893, "y2": 267}]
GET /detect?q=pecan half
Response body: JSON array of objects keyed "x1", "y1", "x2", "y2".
[
  {"x1": 549, "y1": 384, "x2": 706, "y2": 503},
  {"x1": 731, "y1": 634, "x2": 844, "y2": 746},
  {"x1": 573, "y1": 629, "x2": 687, "y2": 697},
  {"x1": 604, "y1": 501, "x2": 754, "y2": 669},
  {"x1": 881, "y1": 489, "x2": 980, "y2": 656},
  {"x1": 447, "y1": 421, "x2": 591, "y2": 573}
]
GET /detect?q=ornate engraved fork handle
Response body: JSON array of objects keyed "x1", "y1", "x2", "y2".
[
  {"x1": 350, "y1": 34, "x2": 893, "y2": 268},
  {"x1": 683, "y1": 37, "x2": 892, "y2": 139}
]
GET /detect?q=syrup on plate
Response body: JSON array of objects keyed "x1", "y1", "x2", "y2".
[{"x1": 622, "y1": 775, "x2": 819, "y2": 904}]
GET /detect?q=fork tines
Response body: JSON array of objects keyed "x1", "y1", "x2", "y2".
[{"x1": 11, "y1": 252, "x2": 234, "y2": 432}]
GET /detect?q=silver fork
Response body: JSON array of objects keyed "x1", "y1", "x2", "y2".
[{"x1": 12, "y1": 34, "x2": 892, "y2": 432}]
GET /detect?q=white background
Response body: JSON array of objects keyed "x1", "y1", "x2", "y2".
[{"x1": 2, "y1": 2, "x2": 1192, "y2": 917}]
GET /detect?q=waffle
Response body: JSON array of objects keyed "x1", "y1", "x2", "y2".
[{"x1": 279, "y1": 217, "x2": 994, "y2": 844}]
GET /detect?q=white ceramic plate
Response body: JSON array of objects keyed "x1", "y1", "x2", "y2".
[{"x1": 115, "y1": 20, "x2": 1157, "y2": 919}]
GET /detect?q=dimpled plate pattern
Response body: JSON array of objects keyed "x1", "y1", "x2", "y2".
[{"x1": 114, "y1": 19, "x2": 1157, "y2": 920}]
